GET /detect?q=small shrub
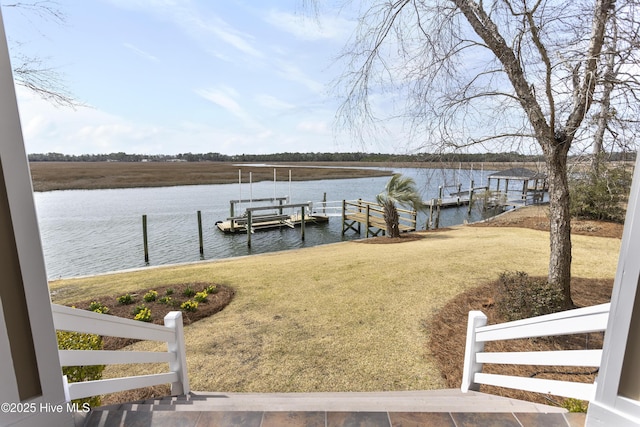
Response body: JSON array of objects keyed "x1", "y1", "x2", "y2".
[
  {"x1": 562, "y1": 398, "x2": 588, "y2": 413},
  {"x1": 117, "y1": 293, "x2": 134, "y2": 305},
  {"x1": 181, "y1": 300, "x2": 198, "y2": 312},
  {"x1": 495, "y1": 271, "x2": 565, "y2": 321},
  {"x1": 194, "y1": 291, "x2": 208, "y2": 303},
  {"x1": 143, "y1": 290, "x2": 158, "y2": 302},
  {"x1": 158, "y1": 296, "x2": 172, "y2": 305},
  {"x1": 570, "y1": 161, "x2": 631, "y2": 223},
  {"x1": 182, "y1": 286, "x2": 196, "y2": 297},
  {"x1": 88, "y1": 301, "x2": 109, "y2": 314},
  {"x1": 165, "y1": 288, "x2": 174, "y2": 296},
  {"x1": 133, "y1": 306, "x2": 152, "y2": 322},
  {"x1": 132, "y1": 304, "x2": 146, "y2": 315},
  {"x1": 57, "y1": 330, "x2": 104, "y2": 408},
  {"x1": 205, "y1": 285, "x2": 218, "y2": 294}
]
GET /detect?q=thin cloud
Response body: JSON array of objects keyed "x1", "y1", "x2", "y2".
[
  {"x1": 123, "y1": 43, "x2": 159, "y2": 62},
  {"x1": 275, "y1": 60, "x2": 325, "y2": 94},
  {"x1": 108, "y1": 0, "x2": 263, "y2": 59},
  {"x1": 202, "y1": 15, "x2": 263, "y2": 59},
  {"x1": 264, "y1": 9, "x2": 353, "y2": 41},
  {"x1": 196, "y1": 86, "x2": 264, "y2": 130},
  {"x1": 297, "y1": 120, "x2": 329, "y2": 134},
  {"x1": 255, "y1": 94, "x2": 295, "y2": 111}
]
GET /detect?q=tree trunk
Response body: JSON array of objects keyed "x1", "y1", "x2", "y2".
[
  {"x1": 545, "y1": 141, "x2": 574, "y2": 308},
  {"x1": 384, "y1": 201, "x2": 400, "y2": 238}
]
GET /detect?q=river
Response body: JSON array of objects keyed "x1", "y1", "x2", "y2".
[{"x1": 34, "y1": 167, "x2": 497, "y2": 279}]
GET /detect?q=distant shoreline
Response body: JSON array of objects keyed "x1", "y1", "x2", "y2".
[{"x1": 28, "y1": 160, "x2": 543, "y2": 192}]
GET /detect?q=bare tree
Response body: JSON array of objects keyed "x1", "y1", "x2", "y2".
[
  {"x1": 327, "y1": 0, "x2": 638, "y2": 307},
  {"x1": 3, "y1": 1, "x2": 79, "y2": 107},
  {"x1": 589, "y1": 4, "x2": 640, "y2": 174}
]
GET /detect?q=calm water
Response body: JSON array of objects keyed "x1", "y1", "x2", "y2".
[{"x1": 34, "y1": 167, "x2": 497, "y2": 279}]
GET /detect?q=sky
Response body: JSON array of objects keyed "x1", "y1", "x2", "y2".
[{"x1": 2, "y1": 0, "x2": 381, "y2": 156}]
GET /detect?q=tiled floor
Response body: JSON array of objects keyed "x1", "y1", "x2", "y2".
[
  {"x1": 83, "y1": 410, "x2": 587, "y2": 427},
  {"x1": 78, "y1": 390, "x2": 585, "y2": 426}
]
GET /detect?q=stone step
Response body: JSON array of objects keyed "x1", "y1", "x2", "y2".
[
  {"x1": 93, "y1": 389, "x2": 567, "y2": 413},
  {"x1": 78, "y1": 390, "x2": 579, "y2": 427},
  {"x1": 81, "y1": 411, "x2": 587, "y2": 427}
]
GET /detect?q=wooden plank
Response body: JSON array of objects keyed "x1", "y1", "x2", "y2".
[
  {"x1": 426, "y1": 198, "x2": 470, "y2": 208},
  {"x1": 228, "y1": 214, "x2": 290, "y2": 224},
  {"x1": 245, "y1": 202, "x2": 313, "y2": 211},
  {"x1": 345, "y1": 213, "x2": 414, "y2": 231},
  {"x1": 217, "y1": 214, "x2": 328, "y2": 233},
  {"x1": 230, "y1": 197, "x2": 287, "y2": 204},
  {"x1": 342, "y1": 200, "x2": 417, "y2": 235}
]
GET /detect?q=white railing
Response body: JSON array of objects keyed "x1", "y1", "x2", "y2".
[
  {"x1": 52, "y1": 304, "x2": 190, "y2": 401},
  {"x1": 461, "y1": 303, "x2": 610, "y2": 401}
]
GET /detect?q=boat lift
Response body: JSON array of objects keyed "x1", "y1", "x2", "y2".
[{"x1": 215, "y1": 197, "x2": 330, "y2": 247}]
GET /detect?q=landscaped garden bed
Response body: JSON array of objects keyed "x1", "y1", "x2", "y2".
[{"x1": 67, "y1": 282, "x2": 234, "y2": 350}]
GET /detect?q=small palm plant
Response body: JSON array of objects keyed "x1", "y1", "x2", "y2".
[{"x1": 376, "y1": 174, "x2": 424, "y2": 238}]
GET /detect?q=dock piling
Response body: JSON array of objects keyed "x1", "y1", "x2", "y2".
[
  {"x1": 197, "y1": 210, "x2": 204, "y2": 258},
  {"x1": 142, "y1": 214, "x2": 149, "y2": 264},
  {"x1": 365, "y1": 204, "x2": 371, "y2": 237},
  {"x1": 435, "y1": 186, "x2": 443, "y2": 229},
  {"x1": 468, "y1": 180, "x2": 475, "y2": 215},
  {"x1": 323, "y1": 192, "x2": 327, "y2": 215},
  {"x1": 428, "y1": 200, "x2": 434, "y2": 230}
]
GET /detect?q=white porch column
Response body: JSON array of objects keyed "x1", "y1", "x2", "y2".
[
  {"x1": 0, "y1": 6, "x2": 72, "y2": 427},
  {"x1": 586, "y1": 159, "x2": 640, "y2": 426}
]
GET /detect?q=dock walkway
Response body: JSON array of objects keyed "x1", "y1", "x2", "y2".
[{"x1": 342, "y1": 200, "x2": 417, "y2": 237}]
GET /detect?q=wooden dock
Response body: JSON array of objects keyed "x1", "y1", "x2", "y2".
[
  {"x1": 342, "y1": 200, "x2": 416, "y2": 237},
  {"x1": 216, "y1": 198, "x2": 330, "y2": 247},
  {"x1": 215, "y1": 212, "x2": 329, "y2": 234}
]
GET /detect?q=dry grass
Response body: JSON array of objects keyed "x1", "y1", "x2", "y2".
[
  {"x1": 29, "y1": 161, "x2": 556, "y2": 192},
  {"x1": 49, "y1": 224, "x2": 620, "y2": 396},
  {"x1": 29, "y1": 162, "x2": 393, "y2": 191}
]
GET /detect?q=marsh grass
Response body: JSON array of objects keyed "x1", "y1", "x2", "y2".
[
  {"x1": 29, "y1": 160, "x2": 552, "y2": 192},
  {"x1": 29, "y1": 161, "x2": 393, "y2": 191},
  {"x1": 49, "y1": 226, "x2": 620, "y2": 396}
]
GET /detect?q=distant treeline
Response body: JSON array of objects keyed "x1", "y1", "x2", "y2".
[{"x1": 27, "y1": 151, "x2": 635, "y2": 163}]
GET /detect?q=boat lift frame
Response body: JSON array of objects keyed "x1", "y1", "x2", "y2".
[{"x1": 226, "y1": 200, "x2": 315, "y2": 247}]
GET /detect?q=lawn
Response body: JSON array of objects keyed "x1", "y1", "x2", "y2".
[{"x1": 49, "y1": 225, "x2": 620, "y2": 396}]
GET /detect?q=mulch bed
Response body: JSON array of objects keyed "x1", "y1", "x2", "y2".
[
  {"x1": 68, "y1": 282, "x2": 234, "y2": 351},
  {"x1": 472, "y1": 210, "x2": 624, "y2": 239},
  {"x1": 428, "y1": 277, "x2": 613, "y2": 408}
]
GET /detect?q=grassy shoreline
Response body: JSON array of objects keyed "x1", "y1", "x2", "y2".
[
  {"x1": 29, "y1": 161, "x2": 394, "y2": 192},
  {"x1": 29, "y1": 160, "x2": 547, "y2": 192},
  {"x1": 49, "y1": 224, "x2": 620, "y2": 394}
]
